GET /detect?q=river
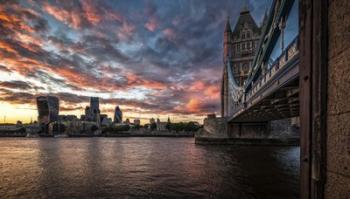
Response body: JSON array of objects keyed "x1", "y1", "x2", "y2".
[{"x1": 0, "y1": 138, "x2": 299, "y2": 199}]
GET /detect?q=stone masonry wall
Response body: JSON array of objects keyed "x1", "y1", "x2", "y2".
[
  {"x1": 326, "y1": 1, "x2": 350, "y2": 198},
  {"x1": 269, "y1": 117, "x2": 300, "y2": 138},
  {"x1": 196, "y1": 117, "x2": 228, "y2": 138}
]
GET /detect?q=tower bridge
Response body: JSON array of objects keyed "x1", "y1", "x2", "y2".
[
  {"x1": 200, "y1": 0, "x2": 301, "y2": 140},
  {"x1": 197, "y1": 0, "x2": 350, "y2": 197}
]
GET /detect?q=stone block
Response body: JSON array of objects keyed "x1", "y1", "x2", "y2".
[
  {"x1": 328, "y1": 48, "x2": 350, "y2": 115},
  {"x1": 327, "y1": 113, "x2": 350, "y2": 177},
  {"x1": 325, "y1": 171, "x2": 350, "y2": 199},
  {"x1": 197, "y1": 117, "x2": 228, "y2": 138},
  {"x1": 328, "y1": 0, "x2": 350, "y2": 59}
]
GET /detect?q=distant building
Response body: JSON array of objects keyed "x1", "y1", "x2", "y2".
[
  {"x1": 101, "y1": 117, "x2": 112, "y2": 126},
  {"x1": 59, "y1": 115, "x2": 77, "y2": 121},
  {"x1": 90, "y1": 97, "x2": 99, "y2": 121},
  {"x1": 125, "y1": 118, "x2": 130, "y2": 124},
  {"x1": 134, "y1": 119, "x2": 141, "y2": 126},
  {"x1": 156, "y1": 118, "x2": 167, "y2": 131},
  {"x1": 84, "y1": 97, "x2": 101, "y2": 126},
  {"x1": 113, "y1": 106, "x2": 123, "y2": 123},
  {"x1": 150, "y1": 118, "x2": 155, "y2": 124},
  {"x1": 84, "y1": 106, "x2": 90, "y2": 120},
  {"x1": 207, "y1": 114, "x2": 216, "y2": 119},
  {"x1": 36, "y1": 95, "x2": 59, "y2": 125}
]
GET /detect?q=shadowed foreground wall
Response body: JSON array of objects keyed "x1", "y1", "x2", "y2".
[{"x1": 326, "y1": 0, "x2": 350, "y2": 198}]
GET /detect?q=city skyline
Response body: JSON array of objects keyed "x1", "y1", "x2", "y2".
[{"x1": 0, "y1": 0, "x2": 271, "y2": 124}]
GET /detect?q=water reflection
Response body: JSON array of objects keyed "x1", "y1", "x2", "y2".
[{"x1": 0, "y1": 138, "x2": 299, "y2": 199}]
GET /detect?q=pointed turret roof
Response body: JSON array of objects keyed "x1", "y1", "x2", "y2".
[
  {"x1": 260, "y1": 8, "x2": 268, "y2": 27},
  {"x1": 240, "y1": 0, "x2": 249, "y2": 14},
  {"x1": 232, "y1": 8, "x2": 260, "y2": 38},
  {"x1": 224, "y1": 16, "x2": 232, "y2": 32}
]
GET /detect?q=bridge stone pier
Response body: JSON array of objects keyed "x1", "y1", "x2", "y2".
[{"x1": 227, "y1": 122, "x2": 268, "y2": 138}]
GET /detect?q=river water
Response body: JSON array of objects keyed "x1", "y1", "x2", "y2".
[{"x1": 0, "y1": 138, "x2": 299, "y2": 199}]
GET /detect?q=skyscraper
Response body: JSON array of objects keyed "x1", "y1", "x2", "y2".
[
  {"x1": 36, "y1": 95, "x2": 59, "y2": 125},
  {"x1": 114, "y1": 106, "x2": 122, "y2": 123},
  {"x1": 84, "y1": 97, "x2": 101, "y2": 123},
  {"x1": 90, "y1": 97, "x2": 100, "y2": 121}
]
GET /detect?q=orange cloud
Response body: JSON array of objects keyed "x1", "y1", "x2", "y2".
[
  {"x1": 162, "y1": 28, "x2": 176, "y2": 41},
  {"x1": 43, "y1": 3, "x2": 82, "y2": 29},
  {"x1": 126, "y1": 73, "x2": 167, "y2": 90},
  {"x1": 189, "y1": 81, "x2": 220, "y2": 99},
  {"x1": 81, "y1": 0, "x2": 102, "y2": 25},
  {"x1": 0, "y1": 40, "x2": 17, "y2": 54},
  {"x1": 186, "y1": 98, "x2": 201, "y2": 112}
]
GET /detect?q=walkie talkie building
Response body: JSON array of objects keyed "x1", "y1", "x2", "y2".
[{"x1": 36, "y1": 95, "x2": 59, "y2": 125}]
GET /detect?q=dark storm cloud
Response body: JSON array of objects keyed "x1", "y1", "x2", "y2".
[
  {"x1": 0, "y1": 65, "x2": 10, "y2": 73},
  {"x1": 0, "y1": 81, "x2": 34, "y2": 90}
]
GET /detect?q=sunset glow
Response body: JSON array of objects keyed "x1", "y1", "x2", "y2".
[{"x1": 0, "y1": 0, "x2": 268, "y2": 124}]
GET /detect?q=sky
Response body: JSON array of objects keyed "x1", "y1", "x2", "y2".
[{"x1": 0, "y1": 0, "x2": 271, "y2": 124}]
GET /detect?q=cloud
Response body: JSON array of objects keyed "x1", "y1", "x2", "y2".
[
  {"x1": 43, "y1": 2, "x2": 84, "y2": 29},
  {"x1": 144, "y1": 17, "x2": 158, "y2": 32},
  {"x1": 0, "y1": 81, "x2": 33, "y2": 90},
  {"x1": 0, "y1": 0, "x2": 270, "y2": 121}
]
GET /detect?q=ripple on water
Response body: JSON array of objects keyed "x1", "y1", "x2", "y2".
[{"x1": 0, "y1": 138, "x2": 299, "y2": 199}]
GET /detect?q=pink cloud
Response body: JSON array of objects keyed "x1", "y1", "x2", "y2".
[
  {"x1": 117, "y1": 21, "x2": 136, "y2": 41},
  {"x1": 144, "y1": 17, "x2": 159, "y2": 32},
  {"x1": 162, "y1": 28, "x2": 176, "y2": 41},
  {"x1": 43, "y1": 3, "x2": 82, "y2": 29}
]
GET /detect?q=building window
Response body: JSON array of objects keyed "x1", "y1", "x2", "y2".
[
  {"x1": 247, "y1": 31, "x2": 251, "y2": 38},
  {"x1": 242, "y1": 42, "x2": 246, "y2": 50},
  {"x1": 242, "y1": 32, "x2": 245, "y2": 39},
  {"x1": 243, "y1": 63, "x2": 249, "y2": 73},
  {"x1": 234, "y1": 64, "x2": 239, "y2": 73}
]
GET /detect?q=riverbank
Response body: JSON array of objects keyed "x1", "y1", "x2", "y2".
[
  {"x1": 195, "y1": 137, "x2": 300, "y2": 146},
  {"x1": 0, "y1": 131, "x2": 195, "y2": 138}
]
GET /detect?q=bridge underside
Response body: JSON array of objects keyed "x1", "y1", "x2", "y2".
[{"x1": 229, "y1": 62, "x2": 299, "y2": 123}]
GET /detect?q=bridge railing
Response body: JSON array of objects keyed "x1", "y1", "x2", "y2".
[
  {"x1": 228, "y1": 36, "x2": 299, "y2": 119},
  {"x1": 245, "y1": 36, "x2": 299, "y2": 102}
]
